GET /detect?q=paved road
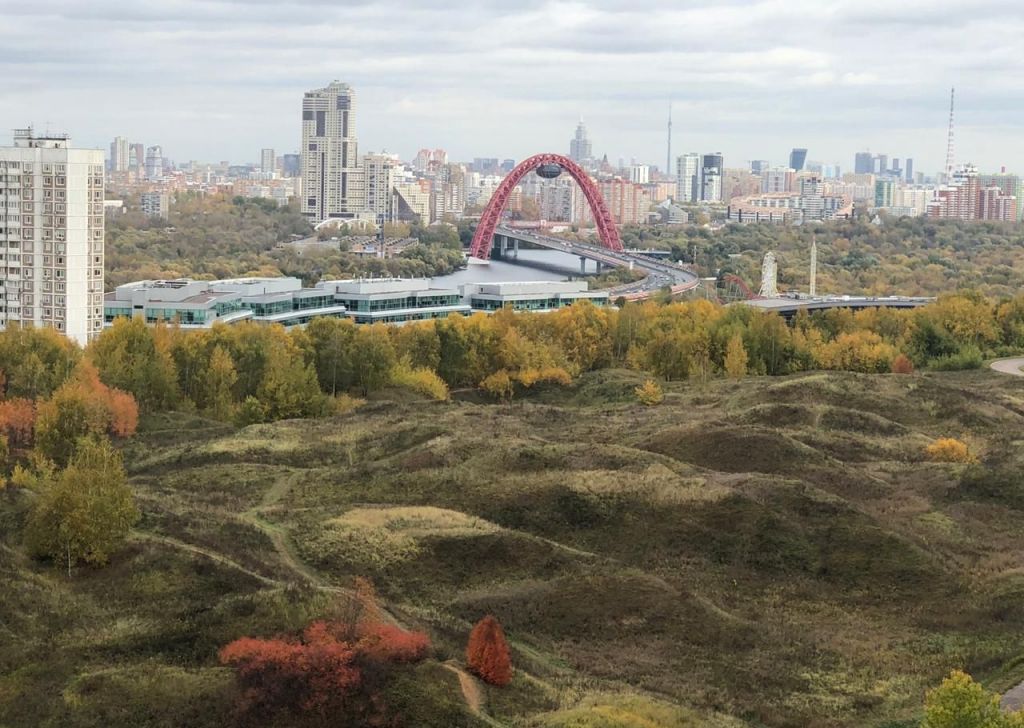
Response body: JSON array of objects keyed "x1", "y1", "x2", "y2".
[{"x1": 990, "y1": 357, "x2": 1024, "y2": 376}]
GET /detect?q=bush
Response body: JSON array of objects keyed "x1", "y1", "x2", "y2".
[
  {"x1": 925, "y1": 437, "x2": 976, "y2": 464},
  {"x1": 634, "y1": 379, "x2": 664, "y2": 406},
  {"x1": 390, "y1": 361, "x2": 449, "y2": 401},
  {"x1": 929, "y1": 346, "x2": 983, "y2": 371},
  {"x1": 891, "y1": 353, "x2": 915, "y2": 374}
]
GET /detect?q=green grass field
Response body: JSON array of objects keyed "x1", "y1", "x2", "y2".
[{"x1": 3, "y1": 368, "x2": 1024, "y2": 727}]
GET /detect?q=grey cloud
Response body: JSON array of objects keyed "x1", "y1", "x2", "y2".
[{"x1": 0, "y1": 0, "x2": 1021, "y2": 172}]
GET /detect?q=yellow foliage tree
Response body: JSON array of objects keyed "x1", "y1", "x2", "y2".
[
  {"x1": 634, "y1": 379, "x2": 664, "y2": 406},
  {"x1": 724, "y1": 333, "x2": 749, "y2": 379}
]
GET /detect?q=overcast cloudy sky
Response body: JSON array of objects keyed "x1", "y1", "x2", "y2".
[{"x1": 2, "y1": 0, "x2": 1022, "y2": 174}]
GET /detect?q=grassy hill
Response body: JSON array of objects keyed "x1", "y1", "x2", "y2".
[{"x1": 3, "y1": 368, "x2": 1024, "y2": 727}]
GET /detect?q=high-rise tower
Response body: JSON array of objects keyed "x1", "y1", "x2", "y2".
[
  {"x1": 569, "y1": 120, "x2": 592, "y2": 164},
  {"x1": 0, "y1": 129, "x2": 105, "y2": 344},
  {"x1": 944, "y1": 87, "x2": 955, "y2": 183},
  {"x1": 301, "y1": 80, "x2": 366, "y2": 223}
]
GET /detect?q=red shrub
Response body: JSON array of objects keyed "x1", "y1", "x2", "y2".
[{"x1": 220, "y1": 618, "x2": 430, "y2": 724}]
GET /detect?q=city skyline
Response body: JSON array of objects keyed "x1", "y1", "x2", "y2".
[{"x1": 1, "y1": 0, "x2": 1022, "y2": 173}]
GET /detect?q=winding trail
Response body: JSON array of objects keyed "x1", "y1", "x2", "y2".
[
  {"x1": 991, "y1": 357, "x2": 1024, "y2": 376},
  {"x1": 136, "y1": 466, "x2": 518, "y2": 724}
]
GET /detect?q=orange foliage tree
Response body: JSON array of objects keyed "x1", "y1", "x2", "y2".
[
  {"x1": 0, "y1": 398, "x2": 36, "y2": 448},
  {"x1": 466, "y1": 615, "x2": 512, "y2": 686},
  {"x1": 34, "y1": 361, "x2": 139, "y2": 466}
]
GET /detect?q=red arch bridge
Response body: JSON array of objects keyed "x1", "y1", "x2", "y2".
[{"x1": 468, "y1": 153, "x2": 699, "y2": 300}]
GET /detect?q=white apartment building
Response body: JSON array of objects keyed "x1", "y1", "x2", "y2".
[
  {"x1": 675, "y1": 153, "x2": 700, "y2": 202},
  {"x1": 301, "y1": 80, "x2": 366, "y2": 223},
  {"x1": 109, "y1": 136, "x2": 129, "y2": 173},
  {"x1": 362, "y1": 152, "x2": 398, "y2": 223},
  {"x1": 0, "y1": 129, "x2": 105, "y2": 345}
]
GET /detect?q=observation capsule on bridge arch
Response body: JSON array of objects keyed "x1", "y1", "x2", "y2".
[{"x1": 535, "y1": 163, "x2": 563, "y2": 179}]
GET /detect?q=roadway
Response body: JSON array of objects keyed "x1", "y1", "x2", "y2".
[
  {"x1": 742, "y1": 295, "x2": 933, "y2": 317},
  {"x1": 990, "y1": 357, "x2": 1024, "y2": 377},
  {"x1": 492, "y1": 225, "x2": 699, "y2": 301}
]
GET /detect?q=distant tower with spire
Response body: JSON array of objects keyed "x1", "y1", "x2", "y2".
[
  {"x1": 666, "y1": 103, "x2": 673, "y2": 180},
  {"x1": 944, "y1": 86, "x2": 956, "y2": 183},
  {"x1": 569, "y1": 118, "x2": 592, "y2": 164}
]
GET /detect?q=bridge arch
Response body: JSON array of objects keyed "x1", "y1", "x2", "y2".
[{"x1": 469, "y1": 153, "x2": 623, "y2": 259}]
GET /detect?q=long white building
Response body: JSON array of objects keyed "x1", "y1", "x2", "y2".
[{"x1": 0, "y1": 129, "x2": 105, "y2": 345}]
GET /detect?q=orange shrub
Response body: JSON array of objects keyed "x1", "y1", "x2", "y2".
[
  {"x1": 925, "y1": 438, "x2": 976, "y2": 464},
  {"x1": 891, "y1": 354, "x2": 915, "y2": 374}
]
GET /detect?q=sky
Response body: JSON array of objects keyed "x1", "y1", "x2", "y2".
[{"x1": 2, "y1": 0, "x2": 1023, "y2": 175}]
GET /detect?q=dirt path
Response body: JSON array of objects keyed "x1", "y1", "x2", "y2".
[
  {"x1": 137, "y1": 468, "x2": 513, "y2": 724},
  {"x1": 991, "y1": 357, "x2": 1024, "y2": 377},
  {"x1": 1003, "y1": 682, "x2": 1024, "y2": 711},
  {"x1": 131, "y1": 531, "x2": 279, "y2": 587}
]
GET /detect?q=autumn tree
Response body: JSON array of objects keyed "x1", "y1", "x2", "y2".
[
  {"x1": 724, "y1": 333, "x2": 749, "y2": 379},
  {"x1": 88, "y1": 317, "x2": 180, "y2": 411},
  {"x1": 466, "y1": 615, "x2": 512, "y2": 686},
  {"x1": 200, "y1": 345, "x2": 239, "y2": 421},
  {"x1": 922, "y1": 670, "x2": 1024, "y2": 728},
  {"x1": 0, "y1": 398, "x2": 36, "y2": 448},
  {"x1": 24, "y1": 437, "x2": 139, "y2": 574},
  {"x1": 634, "y1": 379, "x2": 664, "y2": 406},
  {"x1": 0, "y1": 325, "x2": 80, "y2": 399},
  {"x1": 34, "y1": 362, "x2": 139, "y2": 467}
]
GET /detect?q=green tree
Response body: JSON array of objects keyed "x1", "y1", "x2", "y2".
[
  {"x1": 922, "y1": 670, "x2": 1021, "y2": 728},
  {"x1": 306, "y1": 317, "x2": 356, "y2": 395},
  {"x1": 24, "y1": 437, "x2": 139, "y2": 575},
  {"x1": 255, "y1": 348, "x2": 327, "y2": 421},
  {"x1": 351, "y1": 325, "x2": 397, "y2": 395},
  {"x1": 89, "y1": 318, "x2": 180, "y2": 410}
]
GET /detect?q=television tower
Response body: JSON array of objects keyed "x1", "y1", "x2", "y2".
[
  {"x1": 666, "y1": 103, "x2": 673, "y2": 182},
  {"x1": 943, "y1": 86, "x2": 955, "y2": 182}
]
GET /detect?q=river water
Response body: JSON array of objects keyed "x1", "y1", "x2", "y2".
[{"x1": 433, "y1": 249, "x2": 585, "y2": 286}]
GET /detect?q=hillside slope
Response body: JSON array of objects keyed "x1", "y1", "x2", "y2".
[{"x1": 3, "y1": 368, "x2": 1024, "y2": 727}]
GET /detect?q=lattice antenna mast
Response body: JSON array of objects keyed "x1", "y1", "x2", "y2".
[
  {"x1": 758, "y1": 251, "x2": 779, "y2": 298},
  {"x1": 809, "y1": 237, "x2": 817, "y2": 297},
  {"x1": 944, "y1": 86, "x2": 955, "y2": 182},
  {"x1": 666, "y1": 102, "x2": 673, "y2": 183}
]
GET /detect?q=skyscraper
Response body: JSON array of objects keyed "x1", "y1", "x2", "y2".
[
  {"x1": 701, "y1": 153, "x2": 724, "y2": 201},
  {"x1": 675, "y1": 153, "x2": 700, "y2": 202},
  {"x1": 569, "y1": 120, "x2": 592, "y2": 164},
  {"x1": 750, "y1": 160, "x2": 770, "y2": 175},
  {"x1": 0, "y1": 129, "x2": 105, "y2": 345},
  {"x1": 144, "y1": 146, "x2": 163, "y2": 180},
  {"x1": 854, "y1": 152, "x2": 873, "y2": 175},
  {"x1": 260, "y1": 148, "x2": 275, "y2": 175},
  {"x1": 300, "y1": 80, "x2": 366, "y2": 223},
  {"x1": 789, "y1": 148, "x2": 808, "y2": 171},
  {"x1": 109, "y1": 136, "x2": 129, "y2": 173},
  {"x1": 905, "y1": 158, "x2": 914, "y2": 183}
]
